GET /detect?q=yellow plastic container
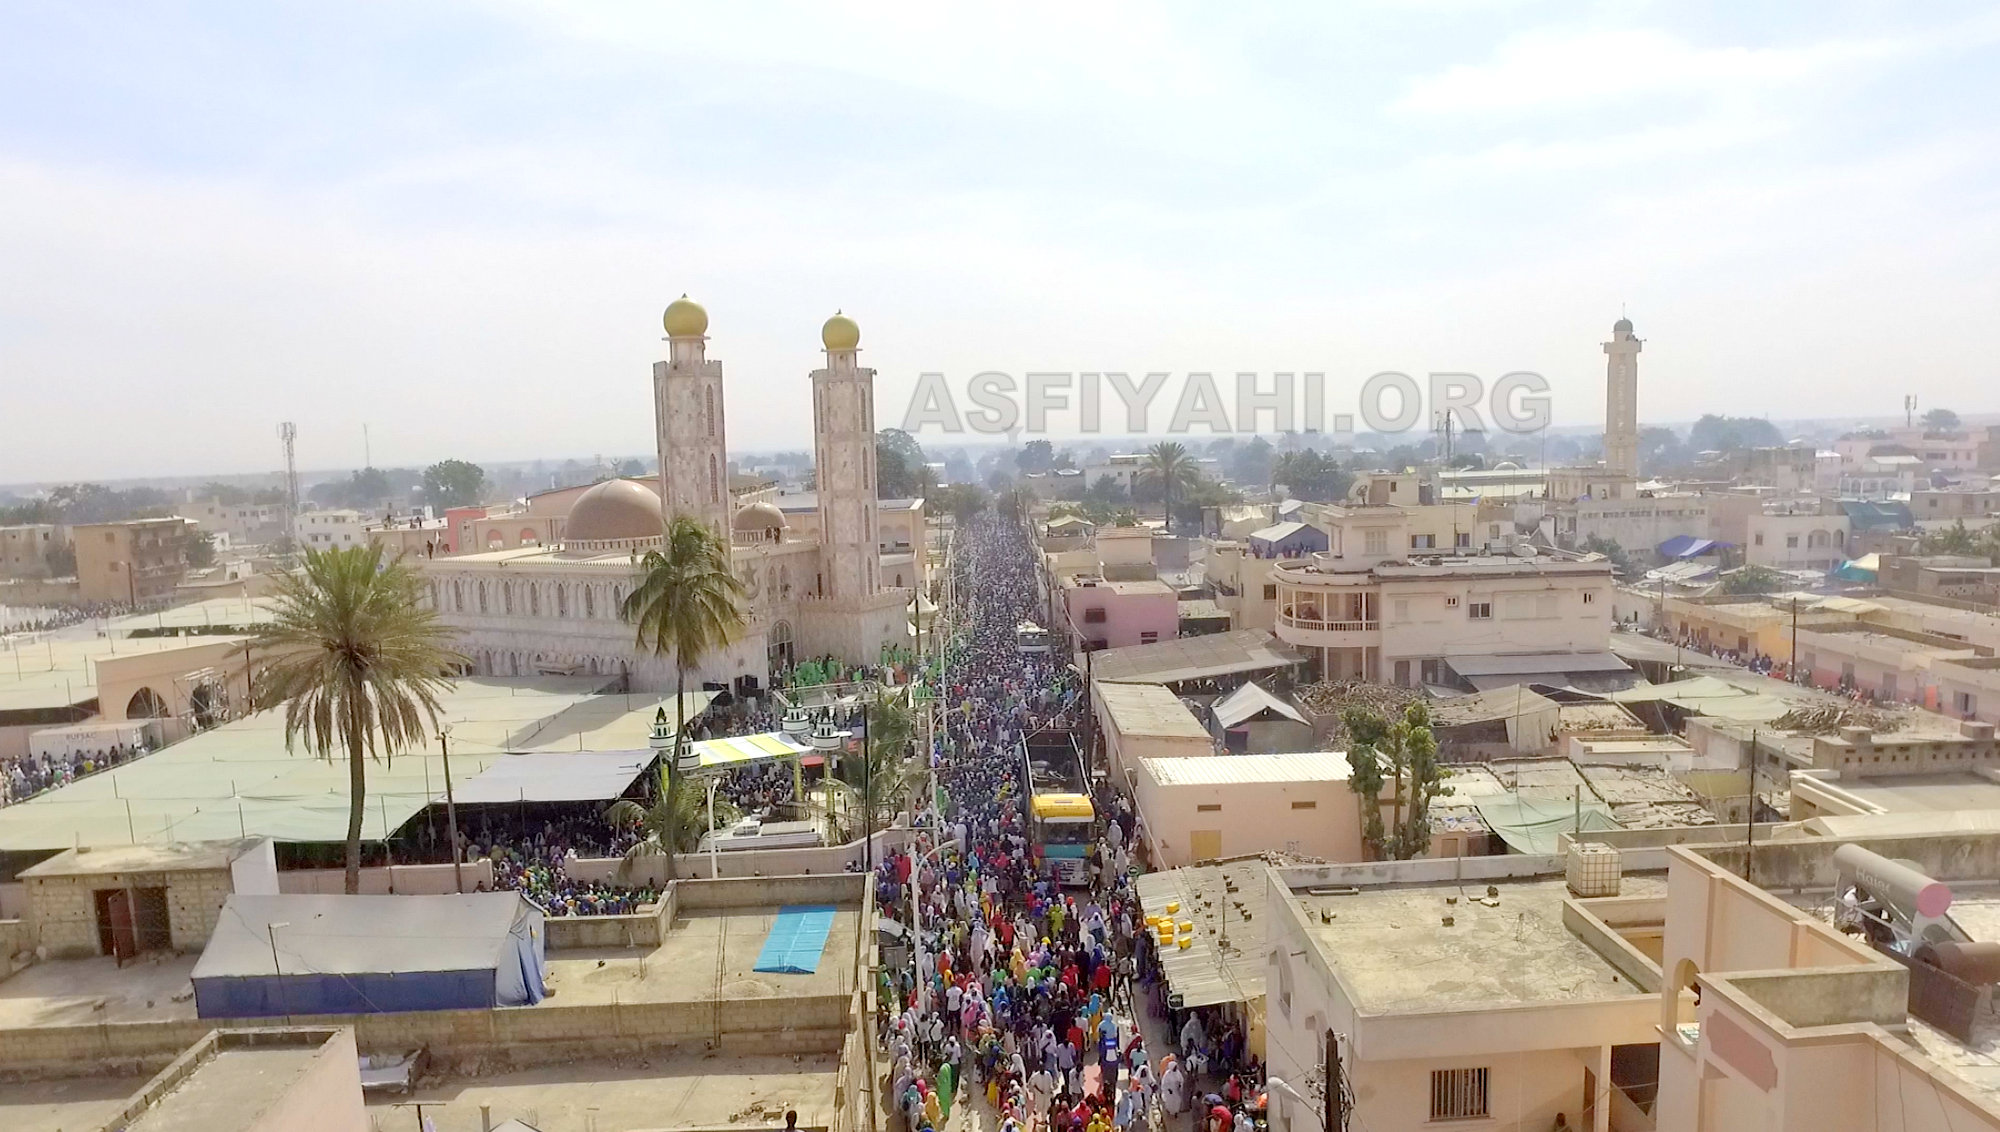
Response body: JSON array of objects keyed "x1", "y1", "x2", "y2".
[
  {"x1": 1177, "y1": 937, "x2": 1192, "y2": 949},
  {"x1": 1178, "y1": 921, "x2": 1194, "y2": 934},
  {"x1": 1164, "y1": 901, "x2": 1180, "y2": 914}
]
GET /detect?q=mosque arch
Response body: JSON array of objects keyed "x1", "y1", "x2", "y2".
[{"x1": 126, "y1": 686, "x2": 169, "y2": 719}]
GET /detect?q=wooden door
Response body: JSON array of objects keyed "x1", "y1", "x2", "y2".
[{"x1": 1188, "y1": 829, "x2": 1222, "y2": 862}]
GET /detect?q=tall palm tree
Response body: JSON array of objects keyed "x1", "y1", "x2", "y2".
[
  {"x1": 1140, "y1": 441, "x2": 1198, "y2": 533},
  {"x1": 606, "y1": 776, "x2": 740, "y2": 869},
  {"x1": 618, "y1": 515, "x2": 747, "y2": 880},
  {"x1": 252, "y1": 545, "x2": 465, "y2": 894}
]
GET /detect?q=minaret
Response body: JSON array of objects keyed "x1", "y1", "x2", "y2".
[
  {"x1": 1603, "y1": 316, "x2": 1642, "y2": 478},
  {"x1": 653, "y1": 296, "x2": 731, "y2": 537},
  {"x1": 811, "y1": 312, "x2": 879, "y2": 599}
]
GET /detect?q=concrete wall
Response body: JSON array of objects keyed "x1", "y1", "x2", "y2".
[
  {"x1": 561, "y1": 828, "x2": 912, "y2": 885},
  {"x1": 0, "y1": 992, "x2": 858, "y2": 1078},
  {"x1": 1131, "y1": 763, "x2": 1363, "y2": 867},
  {"x1": 675, "y1": 873, "x2": 864, "y2": 911},
  {"x1": 276, "y1": 860, "x2": 494, "y2": 895}
]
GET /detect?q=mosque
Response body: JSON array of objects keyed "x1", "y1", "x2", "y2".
[{"x1": 419, "y1": 298, "x2": 921, "y2": 691}]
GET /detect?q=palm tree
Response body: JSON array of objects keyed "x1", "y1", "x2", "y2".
[
  {"x1": 618, "y1": 515, "x2": 747, "y2": 880},
  {"x1": 252, "y1": 545, "x2": 465, "y2": 894},
  {"x1": 1139, "y1": 441, "x2": 1198, "y2": 533},
  {"x1": 606, "y1": 777, "x2": 740, "y2": 867},
  {"x1": 834, "y1": 688, "x2": 919, "y2": 839}
]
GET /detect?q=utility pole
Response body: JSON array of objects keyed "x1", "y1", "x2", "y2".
[
  {"x1": 438, "y1": 726, "x2": 463, "y2": 894},
  {"x1": 278, "y1": 422, "x2": 299, "y2": 549},
  {"x1": 1744, "y1": 728, "x2": 1758, "y2": 883},
  {"x1": 1789, "y1": 597, "x2": 1800, "y2": 684}
]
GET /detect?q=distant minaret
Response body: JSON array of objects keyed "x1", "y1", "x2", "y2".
[
  {"x1": 1603, "y1": 316, "x2": 1642, "y2": 477},
  {"x1": 653, "y1": 296, "x2": 731, "y2": 537},
  {"x1": 811, "y1": 312, "x2": 879, "y2": 599}
]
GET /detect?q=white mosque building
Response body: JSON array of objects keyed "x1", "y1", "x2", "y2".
[{"x1": 420, "y1": 298, "x2": 921, "y2": 691}]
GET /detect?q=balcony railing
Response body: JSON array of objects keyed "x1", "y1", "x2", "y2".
[{"x1": 1278, "y1": 609, "x2": 1379, "y2": 632}]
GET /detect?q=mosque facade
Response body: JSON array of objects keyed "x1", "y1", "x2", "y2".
[{"x1": 418, "y1": 300, "x2": 918, "y2": 691}]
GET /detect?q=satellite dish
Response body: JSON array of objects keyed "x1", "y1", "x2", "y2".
[{"x1": 1514, "y1": 543, "x2": 1538, "y2": 558}]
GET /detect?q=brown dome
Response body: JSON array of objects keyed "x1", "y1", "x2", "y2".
[
  {"x1": 565, "y1": 479, "x2": 662, "y2": 543},
  {"x1": 733, "y1": 501, "x2": 787, "y2": 532}
]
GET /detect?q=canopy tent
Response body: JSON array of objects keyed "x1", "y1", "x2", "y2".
[
  {"x1": 1429, "y1": 686, "x2": 1562, "y2": 753},
  {"x1": 193, "y1": 892, "x2": 546, "y2": 1017},
  {"x1": 1657, "y1": 535, "x2": 1731, "y2": 559},
  {"x1": 1209, "y1": 681, "x2": 1306, "y2": 730},
  {"x1": 1471, "y1": 795, "x2": 1622, "y2": 854},
  {"x1": 1832, "y1": 554, "x2": 1881, "y2": 583},
  {"x1": 684, "y1": 730, "x2": 820, "y2": 771},
  {"x1": 453, "y1": 749, "x2": 656, "y2": 805}
]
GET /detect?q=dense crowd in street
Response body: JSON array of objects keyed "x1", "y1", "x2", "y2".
[
  {"x1": 2, "y1": 742, "x2": 149, "y2": 806},
  {"x1": 878, "y1": 512, "x2": 1265, "y2": 1132}
]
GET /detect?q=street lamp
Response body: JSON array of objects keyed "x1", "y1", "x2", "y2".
[
  {"x1": 437, "y1": 724, "x2": 463, "y2": 894},
  {"x1": 1266, "y1": 1077, "x2": 1323, "y2": 1131}
]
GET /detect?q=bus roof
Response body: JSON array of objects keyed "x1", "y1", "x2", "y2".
[
  {"x1": 1016, "y1": 621, "x2": 1047, "y2": 635},
  {"x1": 1030, "y1": 792, "x2": 1095, "y2": 820}
]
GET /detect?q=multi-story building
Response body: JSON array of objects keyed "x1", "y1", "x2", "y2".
[
  {"x1": 1269, "y1": 513, "x2": 1614, "y2": 685},
  {"x1": 0, "y1": 523, "x2": 65, "y2": 578},
  {"x1": 1910, "y1": 485, "x2": 2000, "y2": 521},
  {"x1": 178, "y1": 498, "x2": 287, "y2": 546},
  {"x1": 295, "y1": 508, "x2": 368, "y2": 551},
  {"x1": 1736, "y1": 502, "x2": 1852, "y2": 572},
  {"x1": 72, "y1": 518, "x2": 195, "y2": 604},
  {"x1": 1055, "y1": 526, "x2": 1178, "y2": 650}
]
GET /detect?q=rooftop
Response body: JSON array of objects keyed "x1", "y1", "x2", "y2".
[
  {"x1": 1095, "y1": 682, "x2": 1208, "y2": 739},
  {"x1": 124, "y1": 1038, "x2": 330, "y2": 1132},
  {"x1": 0, "y1": 677, "x2": 666, "y2": 851},
  {"x1": 1089, "y1": 628, "x2": 1304, "y2": 686},
  {"x1": 19, "y1": 838, "x2": 265, "y2": 879},
  {"x1": 1134, "y1": 860, "x2": 1269, "y2": 1009},
  {"x1": 1818, "y1": 772, "x2": 2000, "y2": 813},
  {"x1": 1143, "y1": 751, "x2": 1350, "y2": 786},
  {"x1": 0, "y1": 634, "x2": 250, "y2": 714},
  {"x1": 101, "y1": 597, "x2": 277, "y2": 637},
  {"x1": 1293, "y1": 875, "x2": 1664, "y2": 1012}
]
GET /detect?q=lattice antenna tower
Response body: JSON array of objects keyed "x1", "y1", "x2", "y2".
[{"x1": 278, "y1": 421, "x2": 300, "y2": 546}]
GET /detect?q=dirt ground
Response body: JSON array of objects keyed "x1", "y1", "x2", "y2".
[
  {"x1": 0, "y1": 1072, "x2": 144, "y2": 1132},
  {"x1": 0, "y1": 952, "x2": 198, "y2": 1028}
]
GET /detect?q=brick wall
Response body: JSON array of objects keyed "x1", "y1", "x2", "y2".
[{"x1": 24, "y1": 866, "x2": 234, "y2": 958}]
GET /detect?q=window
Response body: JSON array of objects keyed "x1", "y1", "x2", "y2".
[
  {"x1": 1468, "y1": 602, "x2": 1492, "y2": 620},
  {"x1": 1410, "y1": 534, "x2": 1435, "y2": 549},
  {"x1": 1583, "y1": 591, "x2": 1596, "y2": 604},
  {"x1": 1364, "y1": 530, "x2": 1387, "y2": 555},
  {"x1": 1444, "y1": 596, "x2": 1459, "y2": 608},
  {"x1": 1392, "y1": 599, "x2": 1410, "y2": 621},
  {"x1": 1196, "y1": 803, "x2": 1221, "y2": 812},
  {"x1": 1786, "y1": 534, "x2": 1799, "y2": 548},
  {"x1": 1431, "y1": 1068, "x2": 1489, "y2": 1121},
  {"x1": 1290, "y1": 800, "x2": 1317, "y2": 810},
  {"x1": 1083, "y1": 608, "x2": 1107, "y2": 624},
  {"x1": 1754, "y1": 533, "x2": 1765, "y2": 546},
  {"x1": 1140, "y1": 631, "x2": 1159, "y2": 644},
  {"x1": 1262, "y1": 584, "x2": 1278, "y2": 600}
]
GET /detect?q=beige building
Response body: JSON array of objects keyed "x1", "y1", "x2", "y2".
[
  {"x1": 98, "y1": 1027, "x2": 370, "y2": 1132},
  {"x1": 0, "y1": 523, "x2": 64, "y2": 578},
  {"x1": 18, "y1": 838, "x2": 277, "y2": 958},
  {"x1": 1133, "y1": 751, "x2": 1359, "y2": 866},
  {"x1": 1792, "y1": 623, "x2": 1984, "y2": 708},
  {"x1": 1094, "y1": 680, "x2": 1212, "y2": 783},
  {"x1": 73, "y1": 517, "x2": 196, "y2": 604}
]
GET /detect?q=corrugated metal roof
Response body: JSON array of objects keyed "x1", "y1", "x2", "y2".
[
  {"x1": 1135, "y1": 862, "x2": 1268, "y2": 1008},
  {"x1": 1446, "y1": 651, "x2": 1632, "y2": 677},
  {"x1": 1143, "y1": 751, "x2": 1350, "y2": 786},
  {"x1": 1090, "y1": 629, "x2": 1304, "y2": 685}
]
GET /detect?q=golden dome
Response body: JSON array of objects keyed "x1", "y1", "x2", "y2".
[
  {"x1": 732, "y1": 501, "x2": 788, "y2": 532},
  {"x1": 663, "y1": 295, "x2": 709, "y2": 338},
  {"x1": 821, "y1": 310, "x2": 860, "y2": 352},
  {"x1": 565, "y1": 478, "x2": 663, "y2": 544}
]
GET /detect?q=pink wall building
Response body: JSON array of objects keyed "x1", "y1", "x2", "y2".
[{"x1": 1065, "y1": 578, "x2": 1178, "y2": 650}]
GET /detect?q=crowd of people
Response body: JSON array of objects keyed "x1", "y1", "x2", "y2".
[
  {"x1": 879, "y1": 511, "x2": 1266, "y2": 1132},
  {"x1": 2, "y1": 741, "x2": 150, "y2": 806}
]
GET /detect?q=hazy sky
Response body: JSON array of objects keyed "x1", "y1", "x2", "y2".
[{"x1": 3, "y1": 2, "x2": 1997, "y2": 482}]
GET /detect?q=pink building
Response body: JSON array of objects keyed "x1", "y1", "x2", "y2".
[{"x1": 1064, "y1": 577, "x2": 1178, "y2": 650}]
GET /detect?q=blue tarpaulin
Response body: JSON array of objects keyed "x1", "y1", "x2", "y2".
[
  {"x1": 1657, "y1": 535, "x2": 1729, "y2": 559},
  {"x1": 754, "y1": 904, "x2": 838, "y2": 974}
]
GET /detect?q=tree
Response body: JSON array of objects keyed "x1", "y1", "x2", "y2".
[
  {"x1": 1138, "y1": 442, "x2": 1198, "y2": 533},
  {"x1": 1582, "y1": 535, "x2": 1633, "y2": 576},
  {"x1": 422, "y1": 459, "x2": 487, "y2": 509},
  {"x1": 1342, "y1": 700, "x2": 1448, "y2": 860},
  {"x1": 1230, "y1": 436, "x2": 1277, "y2": 487},
  {"x1": 1638, "y1": 426, "x2": 1687, "y2": 473},
  {"x1": 1687, "y1": 415, "x2": 1783, "y2": 453},
  {"x1": 1084, "y1": 474, "x2": 1126, "y2": 506},
  {"x1": 876, "y1": 429, "x2": 928, "y2": 499},
  {"x1": 187, "y1": 532, "x2": 218, "y2": 569},
  {"x1": 834, "y1": 688, "x2": 920, "y2": 839},
  {"x1": 606, "y1": 770, "x2": 740, "y2": 862},
  {"x1": 1923, "y1": 407, "x2": 1962, "y2": 433},
  {"x1": 347, "y1": 467, "x2": 393, "y2": 508},
  {"x1": 1016, "y1": 439, "x2": 1056, "y2": 474},
  {"x1": 618, "y1": 516, "x2": 747, "y2": 881},
  {"x1": 199, "y1": 481, "x2": 251, "y2": 505},
  {"x1": 252, "y1": 545, "x2": 465, "y2": 893},
  {"x1": 616, "y1": 458, "x2": 647, "y2": 478},
  {"x1": 1920, "y1": 520, "x2": 1983, "y2": 556},
  {"x1": 1721, "y1": 565, "x2": 1788, "y2": 594},
  {"x1": 932, "y1": 484, "x2": 990, "y2": 524},
  {"x1": 1273, "y1": 449, "x2": 1351, "y2": 502}
]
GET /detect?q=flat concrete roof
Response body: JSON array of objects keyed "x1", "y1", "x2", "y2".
[
  {"x1": 1297, "y1": 875, "x2": 1663, "y2": 1013},
  {"x1": 126, "y1": 1045, "x2": 324, "y2": 1132},
  {"x1": 102, "y1": 598, "x2": 277, "y2": 638},
  {"x1": 1144, "y1": 751, "x2": 1350, "y2": 786},
  {"x1": 1832, "y1": 773, "x2": 2000, "y2": 813},
  {"x1": 19, "y1": 838, "x2": 263, "y2": 879},
  {"x1": 544, "y1": 905, "x2": 862, "y2": 1004},
  {"x1": 1096, "y1": 682, "x2": 1207, "y2": 739}
]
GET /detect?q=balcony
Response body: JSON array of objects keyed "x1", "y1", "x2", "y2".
[{"x1": 1277, "y1": 602, "x2": 1380, "y2": 647}]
